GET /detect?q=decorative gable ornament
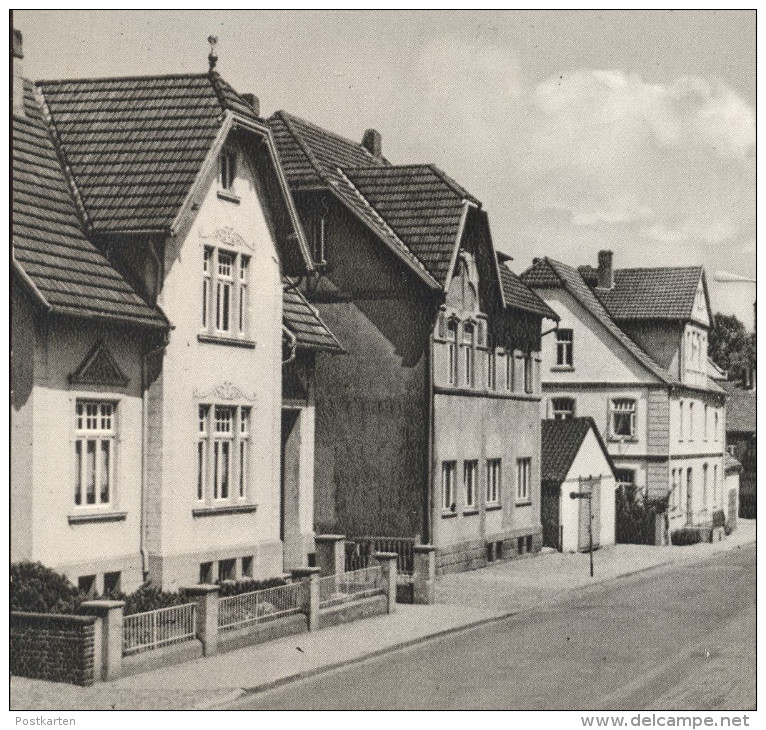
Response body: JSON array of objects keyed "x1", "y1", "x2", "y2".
[
  {"x1": 194, "y1": 381, "x2": 256, "y2": 403},
  {"x1": 69, "y1": 342, "x2": 129, "y2": 388},
  {"x1": 199, "y1": 226, "x2": 255, "y2": 252}
]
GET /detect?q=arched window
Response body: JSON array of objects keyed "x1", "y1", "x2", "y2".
[
  {"x1": 463, "y1": 322, "x2": 475, "y2": 387},
  {"x1": 446, "y1": 319, "x2": 458, "y2": 386}
]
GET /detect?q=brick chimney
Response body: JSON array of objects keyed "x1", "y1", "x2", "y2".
[
  {"x1": 597, "y1": 250, "x2": 613, "y2": 289},
  {"x1": 241, "y1": 93, "x2": 260, "y2": 116},
  {"x1": 13, "y1": 28, "x2": 24, "y2": 117},
  {"x1": 362, "y1": 129, "x2": 382, "y2": 158}
]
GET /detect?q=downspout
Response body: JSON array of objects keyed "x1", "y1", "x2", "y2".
[
  {"x1": 140, "y1": 336, "x2": 168, "y2": 580},
  {"x1": 425, "y1": 312, "x2": 436, "y2": 546}
]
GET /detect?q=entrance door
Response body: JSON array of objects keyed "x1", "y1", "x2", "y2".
[
  {"x1": 541, "y1": 483, "x2": 561, "y2": 550},
  {"x1": 577, "y1": 478, "x2": 601, "y2": 552},
  {"x1": 280, "y1": 409, "x2": 301, "y2": 569}
]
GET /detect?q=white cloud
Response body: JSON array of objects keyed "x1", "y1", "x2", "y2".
[{"x1": 641, "y1": 218, "x2": 736, "y2": 245}]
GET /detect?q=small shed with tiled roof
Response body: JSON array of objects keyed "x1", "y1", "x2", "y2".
[{"x1": 541, "y1": 417, "x2": 617, "y2": 553}]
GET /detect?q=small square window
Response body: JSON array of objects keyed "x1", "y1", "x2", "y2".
[
  {"x1": 103, "y1": 571, "x2": 121, "y2": 594},
  {"x1": 78, "y1": 575, "x2": 96, "y2": 598},
  {"x1": 241, "y1": 556, "x2": 253, "y2": 578},
  {"x1": 200, "y1": 561, "x2": 214, "y2": 584},
  {"x1": 551, "y1": 398, "x2": 575, "y2": 420},
  {"x1": 218, "y1": 558, "x2": 236, "y2": 582}
]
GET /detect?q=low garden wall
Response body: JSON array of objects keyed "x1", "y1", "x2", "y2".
[{"x1": 10, "y1": 611, "x2": 98, "y2": 686}]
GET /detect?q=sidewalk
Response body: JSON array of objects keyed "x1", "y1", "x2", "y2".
[{"x1": 11, "y1": 520, "x2": 755, "y2": 711}]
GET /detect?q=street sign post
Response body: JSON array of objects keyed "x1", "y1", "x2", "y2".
[{"x1": 570, "y1": 480, "x2": 594, "y2": 577}]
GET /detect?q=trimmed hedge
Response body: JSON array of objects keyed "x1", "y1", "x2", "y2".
[
  {"x1": 671, "y1": 528, "x2": 702, "y2": 546},
  {"x1": 216, "y1": 577, "x2": 287, "y2": 597}
]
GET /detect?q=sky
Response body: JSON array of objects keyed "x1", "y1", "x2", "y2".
[{"x1": 14, "y1": 9, "x2": 756, "y2": 328}]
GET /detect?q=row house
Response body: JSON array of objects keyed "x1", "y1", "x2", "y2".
[
  {"x1": 268, "y1": 113, "x2": 559, "y2": 573},
  {"x1": 521, "y1": 251, "x2": 730, "y2": 531},
  {"x1": 11, "y1": 33, "x2": 341, "y2": 593}
]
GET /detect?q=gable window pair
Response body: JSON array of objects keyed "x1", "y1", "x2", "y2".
[
  {"x1": 202, "y1": 247, "x2": 250, "y2": 336},
  {"x1": 198, "y1": 405, "x2": 250, "y2": 502}
]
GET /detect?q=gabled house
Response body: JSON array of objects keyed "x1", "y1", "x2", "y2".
[
  {"x1": 522, "y1": 251, "x2": 729, "y2": 534},
  {"x1": 11, "y1": 31, "x2": 341, "y2": 593},
  {"x1": 541, "y1": 417, "x2": 617, "y2": 553},
  {"x1": 720, "y1": 380, "x2": 756, "y2": 517},
  {"x1": 269, "y1": 112, "x2": 558, "y2": 573}
]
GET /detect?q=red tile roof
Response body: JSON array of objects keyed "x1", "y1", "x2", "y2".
[
  {"x1": 37, "y1": 72, "x2": 259, "y2": 233},
  {"x1": 13, "y1": 79, "x2": 167, "y2": 329}
]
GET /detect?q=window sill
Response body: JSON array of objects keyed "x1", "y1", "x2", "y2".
[
  {"x1": 216, "y1": 190, "x2": 240, "y2": 204},
  {"x1": 462, "y1": 508, "x2": 479, "y2": 516},
  {"x1": 485, "y1": 504, "x2": 502, "y2": 512},
  {"x1": 608, "y1": 436, "x2": 639, "y2": 443},
  {"x1": 515, "y1": 501, "x2": 532, "y2": 508},
  {"x1": 551, "y1": 365, "x2": 575, "y2": 372},
  {"x1": 441, "y1": 511, "x2": 458, "y2": 519},
  {"x1": 198, "y1": 333, "x2": 256, "y2": 349},
  {"x1": 192, "y1": 503, "x2": 258, "y2": 517},
  {"x1": 68, "y1": 510, "x2": 127, "y2": 525}
]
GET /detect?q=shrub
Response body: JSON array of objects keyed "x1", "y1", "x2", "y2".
[
  {"x1": 724, "y1": 523, "x2": 734, "y2": 536},
  {"x1": 122, "y1": 582, "x2": 189, "y2": 615},
  {"x1": 11, "y1": 561, "x2": 82, "y2": 614},
  {"x1": 216, "y1": 577, "x2": 287, "y2": 597},
  {"x1": 616, "y1": 486, "x2": 668, "y2": 545},
  {"x1": 712, "y1": 509, "x2": 726, "y2": 528},
  {"x1": 671, "y1": 528, "x2": 702, "y2": 546}
]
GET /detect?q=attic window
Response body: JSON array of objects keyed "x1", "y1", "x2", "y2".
[{"x1": 219, "y1": 151, "x2": 236, "y2": 192}]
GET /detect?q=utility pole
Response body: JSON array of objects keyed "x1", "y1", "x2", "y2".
[{"x1": 571, "y1": 479, "x2": 594, "y2": 577}]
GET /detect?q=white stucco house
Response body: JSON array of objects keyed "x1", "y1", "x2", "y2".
[
  {"x1": 541, "y1": 417, "x2": 617, "y2": 553},
  {"x1": 11, "y1": 32, "x2": 341, "y2": 594},
  {"x1": 522, "y1": 251, "x2": 730, "y2": 536}
]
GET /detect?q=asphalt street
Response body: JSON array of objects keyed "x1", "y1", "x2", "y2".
[{"x1": 236, "y1": 544, "x2": 755, "y2": 710}]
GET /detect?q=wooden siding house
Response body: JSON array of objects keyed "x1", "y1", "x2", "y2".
[
  {"x1": 268, "y1": 113, "x2": 558, "y2": 573},
  {"x1": 11, "y1": 31, "x2": 341, "y2": 593},
  {"x1": 522, "y1": 251, "x2": 730, "y2": 534}
]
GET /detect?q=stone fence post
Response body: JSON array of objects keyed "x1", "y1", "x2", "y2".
[
  {"x1": 291, "y1": 566, "x2": 321, "y2": 631},
  {"x1": 184, "y1": 584, "x2": 220, "y2": 656},
  {"x1": 314, "y1": 534, "x2": 347, "y2": 576},
  {"x1": 80, "y1": 600, "x2": 125, "y2": 681},
  {"x1": 412, "y1": 544, "x2": 436, "y2": 605},
  {"x1": 372, "y1": 552, "x2": 397, "y2": 613}
]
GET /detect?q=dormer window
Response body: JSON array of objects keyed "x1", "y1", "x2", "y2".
[{"x1": 219, "y1": 151, "x2": 236, "y2": 192}]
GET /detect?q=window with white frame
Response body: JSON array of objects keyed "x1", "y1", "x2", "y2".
[
  {"x1": 551, "y1": 397, "x2": 575, "y2": 420},
  {"x1": 442, "y1": 461, "x2": 457, "y2": 513},
  {"x1": 486, "y1": 459, "x2": 501, "y2": 505},
  {"x1": 74, "y1": 401, "x2": 116, "y2": 508},
  {"x1": 524, "y1": 353, "x2": 534, "y2": 394},
  {"x1": 679, "y1": 399, "x2": 684, "y2": 441},
  {"x1": 615, "y1": 469, "x2": 636, "y2": 491},
  {"x1": 610, "y1": 399, "x2": 636, "y2": 438},
  {"x1": 202, "y1": 247, "x2": 250, "y2": 337},
  {"x1": 219, "y1": 150, "x2": 236, "y2": 191},
  {"x1": 463, "y1": 460, "x2": 478, "y2": 510},
  {"x1": 197, "y1": 404, "x2": 251, "y2": 502},
  {"x1": 446, "y1": 319, "x2": 458, "y2": 386},
  {"x1": 487, "y1": 334, "x2": 497, "y2": 390},
  {"x1": 704, "y1": 404, "x2": 709, "y2": 441},
  {"x1": 463, "y1": 323, "x2": 475, "y2": 387},
  {"x1": 516, "y1": 458, "x2": 531, "y2": 503},
  {"x1": 556, "y1": 329, "x2": 573, "y2": 367},
  {"x1": 505, "y1": 350, "x2": 514, "y2": 391}
]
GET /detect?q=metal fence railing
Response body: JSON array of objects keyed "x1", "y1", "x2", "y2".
[
  {"x1": 217, "y1": 582, "x2": 304, "y2": 632},
  {"x1": 318, "y1": 566, "x2": 384, "y2": 609},
  {"x1": 122, "y1": 603, "x2": 197, "y2": 656},
  {"x1": 344, "y1": 536, "x2": 415, "y2": 576}
]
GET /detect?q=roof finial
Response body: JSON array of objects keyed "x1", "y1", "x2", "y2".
[{"x1": 207, "y1": 35, "x2": 218, "y2": 71}]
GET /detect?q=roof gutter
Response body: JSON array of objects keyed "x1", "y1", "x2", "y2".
[{"x1": 13, "y1": 257, "x2": 52, "y2": 313}]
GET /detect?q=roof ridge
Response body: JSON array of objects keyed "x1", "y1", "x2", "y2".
[
  {"x1": 275, "y1": 110, "x2": 384, "y2": 165},
  {"x1": 277, "y1": 111, "x2": 328, "y2": 186},
  {"x1": 427, "y1": 164, "x2": 482, "y2": 206},
  {"x1": 614, "y1": 264, "x2": 704, "y2": 273},
  {"x1": 36, "y1": 72, "x2": 210, "y2": 86}
]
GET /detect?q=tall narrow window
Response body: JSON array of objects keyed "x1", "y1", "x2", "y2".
[
  {"x1": 213, "y1": 406, "x2": 234, "y2": 500},
  {"x1": 446, "y1": 319, "x2": 458, "y2": 386},
  {"x1": 463, "y1": 323, "x2": 475, "y2": 387},
  {"x1": 704, "y1": 404, "x2": 709, "y2": 440},
  {"x1": 216, "y1": 251, "x2": 233, "y2": 333},
  {"x1": 688, "y1": 402, "x2": 694, "y2": 441},
  {"x1": 463, "y1": 460, "x2": 478, "y2": 510},
  {"x1": 702, "y1": 463, "x2": 708, "y2": 510},
  {"x1": 551, "y1": 397, "x2": 575, "y2": 420},
  {"x1": 671, "y1": 469, "x2": 678, "y2": 510},
  {"x1": 686, "y1": 467, "x2": 694, "y2": 522},
  {"x1": 486, "y1": 334, "x2": 496, "y2": 390},
  {"x1": 442, "y1": 461, "x2": 456, "y2": 512},
  {"x1": 611, "y1": 399, "x2": 636, "y2": 438},
  {"x1": 197, "y1": 405, "x2": 209, "y2": 501},
  {"x1": 679, "y1": 400, "x2": 684, "y2": 441},
  {"x1": 516, "y1": 458, "x2": 531, "y2": 503},
  {"x1": 713, "y1": 464, "x2": 719, "y2": 508},
  {"x1": 74, "y1": 401, "x2": 115, "y2": 508},
  {"x1": 238, "y1": 255, "x2": 249, "y2": 334},
  {"x1": 219, "y1": 151, "x2": 236, "y2": 191},
  {"x1": 486, "y1": 459, "x2": 501, "y2": 505},
  {"x1": 524, "y1": 353, "x2": 534, "y2": 394},
  {"x1": 505, "y1": 350, "x2": 514, "y2": 391},
  {"x1": 556, "y1": 329, "x2": 573, "y2": 367},
  {"x1": 239, "y1": 408, "x2": 250, "y2": 499},
  {"x1": 202, "y1": 247, "x2": 211, "y2": 327},
  {"x1": 714, "y1": 409, "x2": 720, "y2": 441}
]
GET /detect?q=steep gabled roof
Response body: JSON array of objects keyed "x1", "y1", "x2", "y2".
[
  {"x1": 13, "y1": 79, "x2": 167, "y2": 329},
  {"x1": 594, "y1": 266, "x2": 711, "y2": 322},
  {"x1": 497, "y1": 258, "x2": 559, "y2": 320},
  {"x1": 541, "y1": 417, "x2": 615, "y2": 486},
  {"x1": 37, "y1": 72, "x2": 259, "y2": 233},
  {"x1": 521, "y1": 257, "x2": 675, "y2": 384},
  {"x1": 283, "y1": 285, "x2": 343, "y2": 352}
]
